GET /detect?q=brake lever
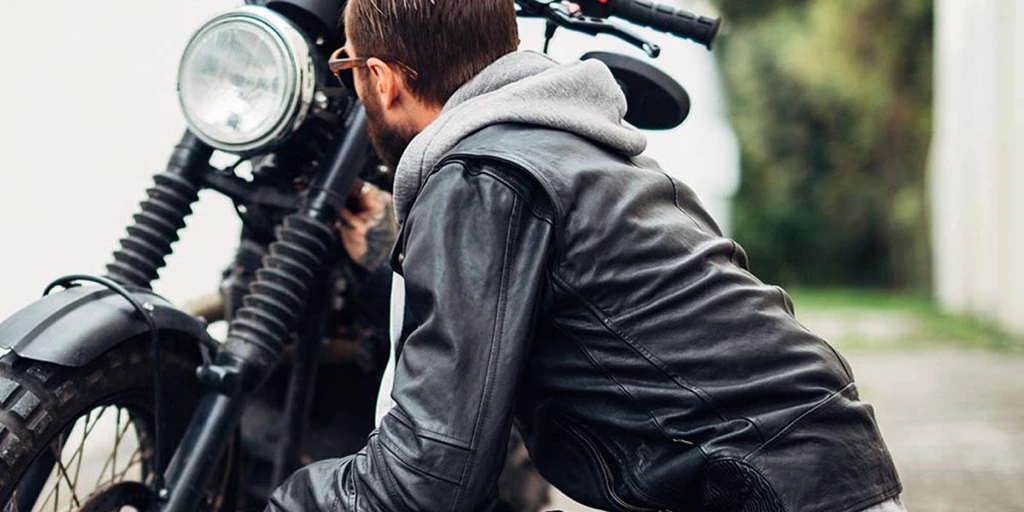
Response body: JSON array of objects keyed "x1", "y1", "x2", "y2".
[
  {"x1": 598, "y1": 18, "x2": 662, "y2": 58},
  {"x1": 520, "y1": 1, "x2": 662, "y2": 58},
  {"x1": 515, "y1": 0, "x2": 549, "y2": 18}
]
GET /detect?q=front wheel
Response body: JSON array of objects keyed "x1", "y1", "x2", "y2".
[{"x1": 0, "y1": 337, "x2": 234, "y2": 511}]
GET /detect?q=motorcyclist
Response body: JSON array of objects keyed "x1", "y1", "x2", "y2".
[{"x1": 268, "y1": 1, "x2": 905, "y2": 511}]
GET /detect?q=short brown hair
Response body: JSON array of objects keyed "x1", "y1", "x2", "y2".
[{"x1": 343, "y1": 0, "x2": 519, "y2": 107}]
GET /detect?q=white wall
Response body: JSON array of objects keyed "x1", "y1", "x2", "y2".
[
  {"x1": 931, "y1": 0, "x2": 1024, "y2": 334},
  {"x1": 0, "y1": 1, "x2": 242, "y2": 318}
]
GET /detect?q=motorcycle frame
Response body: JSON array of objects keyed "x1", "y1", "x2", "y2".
[{"x1": 155, "y1": 106, "x2": 371, "y2": 512}]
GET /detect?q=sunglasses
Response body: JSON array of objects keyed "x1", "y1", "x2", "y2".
[{"x1": 328, "y1": 47, "x2": 420, "y2": 92}]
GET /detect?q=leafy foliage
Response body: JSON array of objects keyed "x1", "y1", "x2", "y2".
[{"x1": 716, "y1": 0, "x2": 933, "y2": 288}]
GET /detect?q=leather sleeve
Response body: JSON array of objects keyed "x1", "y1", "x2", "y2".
[{"x1": 267, "y1": 162, "x2": 554, "y2": 512}]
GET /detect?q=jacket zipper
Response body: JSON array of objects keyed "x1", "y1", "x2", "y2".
[{"x1": 563, "y1": 423, "x2": 664, "y2": 512}]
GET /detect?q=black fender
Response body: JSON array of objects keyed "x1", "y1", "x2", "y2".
[{"x1": 0, "y1": 285, "x2": 216, "y2": 367}]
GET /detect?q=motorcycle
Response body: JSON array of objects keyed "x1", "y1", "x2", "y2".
[{"x1": 0, "y1": 1, "x2": 718, "y2": 510}]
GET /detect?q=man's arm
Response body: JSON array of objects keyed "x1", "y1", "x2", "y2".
[
  {"x1": 338, "y1": 183, "x2": 399, "y2": 333},
  {"x1": 268, "y1": 161, "x2": 554, "y2": 511}
]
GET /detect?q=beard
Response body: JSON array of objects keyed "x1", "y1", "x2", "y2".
[{"x1": 361, "y1": 85, "x2": 417, "y2": 171}]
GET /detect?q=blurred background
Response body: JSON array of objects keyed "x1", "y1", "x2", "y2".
[{"x1": 0, "y1": 0, "x2": 1021, "y2": 511}]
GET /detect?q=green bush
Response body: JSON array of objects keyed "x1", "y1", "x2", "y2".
[{"x1": 716, "y1": 0, "x2": 933, "y2": 288}]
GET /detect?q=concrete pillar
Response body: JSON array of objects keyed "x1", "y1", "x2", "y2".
[
  {"x1": 998, "y1": 0, "x2": 1024, "y2": 333},
  {"x1": 932, "y1": 0, "x2": 1024, "y2": 334}
]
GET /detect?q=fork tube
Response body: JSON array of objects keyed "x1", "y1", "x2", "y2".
[
  {"x1": 158, "y1": 107, "x2": 370, "y2": 512},
  {"x1": 271, "y1": 294, "x2": 329, "y2": 487},
  {"x1": 158, "y1": 389, "x2": 242, "y2": 512}
]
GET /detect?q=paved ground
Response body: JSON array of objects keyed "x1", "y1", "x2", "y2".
[
  {"x1": 551, "y1": 348, "x2": 1024, "y2": 512},
  {"x1": 848, "y1": 350, "x2": 1024, "y2": 511}
]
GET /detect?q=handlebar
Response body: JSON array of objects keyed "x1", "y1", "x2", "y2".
[
  {"x1": 516, "y1": 0, "x2": 721, "y2": 54},
  {"x1": 607, "y1": 0, "x2": 720, "y2": 49}
]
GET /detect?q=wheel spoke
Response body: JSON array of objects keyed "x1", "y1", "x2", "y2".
[
  {"x1": 70, "y1": 408, "x2": 102, "y2": 494},
  {"x1": 92, "y1": 415, "x2": 136, "y2": 489},
  {"x1": 51, "y1": 445, "x2": 81, "y2": 509},
  {"x1": 45, "y1": 407, "x2": 104, "y2": 512},
  {"x1": 34, "y1": 468, "x2": 57, "y2": 512},
  {"x1": 31, "y1": 406, "x2": 136, "y2": 512},
  {"x1": 112, "y1": 448, "x2": 144, "y2": 483},
  {"x1": 11, "y1": 401, "x2": 160, "y2": 512},
  {"x1": 32, "y1": 432, "x2": 73, "y2": 512},
  {"x1": 38, "y1": 434, "x2": 66, "y2": 512},
  {"x1": 9, "y1": 439, "x2": 58, "y2": 512},
  {"x1": 58, "y1": 408, "x2": 106, "y2": 482},
  {"x1": 112, "y1": 408, "x2": 122, "y2": 483}
]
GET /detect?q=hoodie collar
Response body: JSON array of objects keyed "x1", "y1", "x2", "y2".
[{"x1": 392, "y1": 51, "x2": 647, "y2": 223}]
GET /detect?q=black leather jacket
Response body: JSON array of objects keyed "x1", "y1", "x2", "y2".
[{"x1": 268, "y1": 124, "x2": 901, "y2": 512}]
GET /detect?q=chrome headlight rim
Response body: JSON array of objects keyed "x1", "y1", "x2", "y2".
[{"x1": 177, "y1": 6, "x2": 317, "y2": 154}]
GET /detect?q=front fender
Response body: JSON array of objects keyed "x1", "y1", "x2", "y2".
[{"x1": 0, "y1": 285, "x2": 216, "y2": 367}]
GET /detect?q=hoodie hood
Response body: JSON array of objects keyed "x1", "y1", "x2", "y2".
[{"x1": 392, "y1": 50, "x2": 647, "y2": 223}]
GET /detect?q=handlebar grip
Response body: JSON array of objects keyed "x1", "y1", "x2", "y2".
[{"x1": 611, "y1": 0, "x2": 721, "y2": 49}]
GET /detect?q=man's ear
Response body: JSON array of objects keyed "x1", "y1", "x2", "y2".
[{"x1": 366, "y1": 57, "x2": 398, "y2": 109}]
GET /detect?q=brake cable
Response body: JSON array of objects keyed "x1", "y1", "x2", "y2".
[{"x1": 44, "y1": 274, "x2": 167, "y2": 495}]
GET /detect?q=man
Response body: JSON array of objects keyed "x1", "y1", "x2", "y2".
[{"x1": 268, "y1": 1, "x2": 904, "y2": 511}]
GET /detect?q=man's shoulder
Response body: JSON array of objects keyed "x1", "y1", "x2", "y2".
[
  {"x1": 438, "y1": 123, "x2": 640, "y2": 212},
  {"x1": 427, "y1": 149, "x2": 558, "y2": 227},
  {"x1": 445, "y1": 123, "x2": 622, "y2": 171}
]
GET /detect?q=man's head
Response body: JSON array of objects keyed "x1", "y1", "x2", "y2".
[{"x1": 339, "y1": 0, "x2": 519, "y2": 169}]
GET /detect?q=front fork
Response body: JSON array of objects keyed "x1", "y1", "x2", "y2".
[
  {"x1": 107, "y1": 133, "x2": 212, "y2": 288},
  {"x1": 158, "y1": 106, "x2": 371, "y2": 512}
]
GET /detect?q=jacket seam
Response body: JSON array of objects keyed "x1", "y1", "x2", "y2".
[
  {"x1": 437, "y1": 152, "x2": 564, "y2": 220},
  {"x1": 744, "y1": 382, "x2": 856, "y2": 460},
  {"x1": 436, "y1": 152, "x2": 566, "y2": 262},
  {"x1": 377, "y1": 436, "x2": 464, "y2": 486},
  {"x1": 567, "y1": 416, "x2": 685, "y2": 509},
  {"x1": 370, "y1": 435, "x2": 418, "y2": 512},
  {"x1": 549, "y1": 272, "x2": 761, "y2": 441},
  {"x1": 430, "y1": 158, "x2": 560, "y2": 264},
  {"x1": 390, "y1": 406, "x2": 473, "y2": 449},
  {"x1": 451, "y1": 193, "x2": 522, "y2": 512},
  {"x1": 658, "y1": 170, "x2": 709, "y2": 234},
  {"x1": 455, "y1": 161, "x2": 558, "y2": 225},
  {"x1": 548, "y1": 318, "x2": 682, "y2": 445},
  {"x1": 776, "y1": 302, "x2": 856, "y2": 384},
  {"x1": 774, "y1": 286, "x2": 793, "y2": 315},
  {"x1": 352, "y1": 450, "x2": 367, "y2": 510}
]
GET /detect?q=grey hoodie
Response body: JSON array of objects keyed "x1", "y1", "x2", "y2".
[{"x1": 392, "y1": 50, "x2": 648, "y2": 223}]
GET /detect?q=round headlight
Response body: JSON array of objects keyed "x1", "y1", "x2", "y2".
[{"x1": 178, "y1": 6, "x2": 316, "y2": 153}]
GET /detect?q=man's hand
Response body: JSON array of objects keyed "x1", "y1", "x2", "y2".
[{"x1": 338, "y1": 181, "x2": 399, "y2": 272}]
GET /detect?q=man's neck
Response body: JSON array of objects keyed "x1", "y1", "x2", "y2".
[{"x1": 408, "y1": 103, "x2": 442, "y2": 132}]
